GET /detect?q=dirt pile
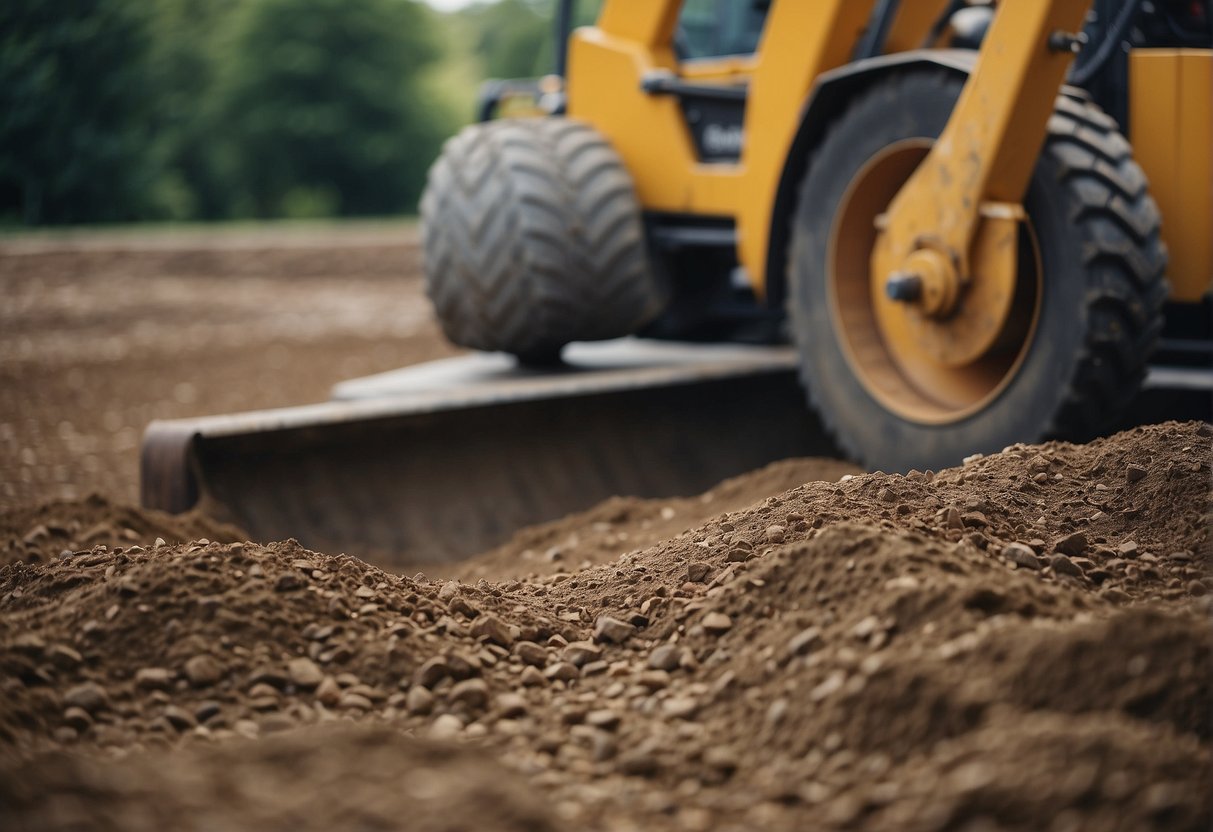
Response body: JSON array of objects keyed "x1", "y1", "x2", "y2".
[
  {"x1": 1, "y1": 494, "x2": 246, "y2": 567},
  {"x1": 0, "y1": 725, "x2": 557, "y2": 832},
  {"x1": 0, "y1": 421, "x2": 1209, "y2": 830},
  {"x1": 452, "y1": 456, "x2": 860, "y2": 581}
]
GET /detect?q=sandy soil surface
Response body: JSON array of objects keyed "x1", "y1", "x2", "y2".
[
  {"x1": 0, "y1": 228, "x2": 1210, "y2": 831},
  {"x1": 0, "y1": 223, "x2": 457, "y2": 511}
]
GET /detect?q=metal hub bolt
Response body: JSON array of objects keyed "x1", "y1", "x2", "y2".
[{"x1": 885, "y1": 272, "x2": 923, "y2": 302}]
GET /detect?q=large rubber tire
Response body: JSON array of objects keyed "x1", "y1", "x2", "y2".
[
  {"x1": 420, "y1": 118, "x2": 668, "y2": 363},
  {"x1": 789, "y1": 72, "x2": 1168, "y2": 472}
]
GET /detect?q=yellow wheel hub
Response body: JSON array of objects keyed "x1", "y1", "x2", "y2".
[{"x1": 829, "y1": 141, "x2": 1041, "y2": 425}]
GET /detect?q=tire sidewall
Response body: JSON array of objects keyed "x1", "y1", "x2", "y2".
[{"x1": 791, "y1": 73, "x2": 1091, "y2": 471}]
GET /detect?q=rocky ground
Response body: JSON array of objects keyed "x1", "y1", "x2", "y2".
[{"x1": 0, "y1": 228, "x2": 1209, "y2": 831}]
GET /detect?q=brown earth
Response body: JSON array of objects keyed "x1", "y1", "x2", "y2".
[
  {"x1": 0, "y1": 223, "x2": 457, "y2": 511},
  {"x1": 1, "y1": 229, "x2": 1210, "y2": 831}
]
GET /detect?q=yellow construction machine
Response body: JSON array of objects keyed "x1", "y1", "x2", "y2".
[{"x1": 142, "y1": 0, "x2": 1211, "y2": 566}]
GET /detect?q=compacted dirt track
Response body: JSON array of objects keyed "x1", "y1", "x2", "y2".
[{"x1": 0, "y1": 229, "x2": 1210, "y2": 831}]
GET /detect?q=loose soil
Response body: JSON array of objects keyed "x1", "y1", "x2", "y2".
[{"x1": 1, "y1": 229, "x2": 1209, "y2": 831}]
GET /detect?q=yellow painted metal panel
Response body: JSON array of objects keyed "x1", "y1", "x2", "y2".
[{"x1": 1131, "y1": 50, "x2": 1213, "y2": 302}]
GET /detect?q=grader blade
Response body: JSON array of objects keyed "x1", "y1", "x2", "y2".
[{"x1": 140, "y1": 340, "x2": 833, "y2": 568}]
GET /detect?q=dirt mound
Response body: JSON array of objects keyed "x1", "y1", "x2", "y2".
[
  {"x1": 0, "y1": 724, "x2": 557, "y2": 832},
  {"x1": 0, "y1": 422, "x2": 1209, "y2": 830},
  {"x1": 452, "y1": 456, "x2": 860, "y2": 581},
  {"x1": 0, "y1": 494, "x2": 245, "y2": 567}
]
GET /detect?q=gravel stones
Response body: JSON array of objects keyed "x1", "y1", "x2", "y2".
[
  {"x1": 544, "y1": 662, "x2": 579, "y2": 682},
  {"x1": 787, "y1": 627, "x2": 822, "y2": 657},
  {"x1": 470, "y1": 614, "x2": 514, "y2": 647},
  {"x1": 449, "y1": 678, "x2": 489, "y2": 710},
  {"x1": 406, "y1": 685, "x2": 435, "y2": 715},
  {"x1": 701, "y1": 612, "x2": 733, "y2": 635},
  {"x1": 414, "y1": 656, "x2": 452, "y2": 689},
  {"x1": 563, "y1": 641, "x2": 602, "y2": 667},
  {"x1": 514, "y1": 641, "x2": 547, "y2": 667},
  {"x1": 593, "y1": 615, "x2": 635, "y2": 644},
  {"x1": 1003, "y1": 542, "x2": 1043, "y2": 570},
  {"x1": 1054, "y1": 531, "x2": 1089, "y2": 556},
  {"x1": 288, "y1": 657, "x2": 324, "y2": 689},
  {"x1": 647, "y1": 644, "x2": 685, "y2": 672},
  {"x1": 1050, "y1": 554, "x2": 1085, "y2": 578},
  {"x1": 63, "y1": 682, "x2": 108, "y2": 713},
  {"x1": 687, "y1": 562, "x2": 711, "y2": 583},
  {"x1": 135, "y1": 667, "x2": 174, "y2": 690}
]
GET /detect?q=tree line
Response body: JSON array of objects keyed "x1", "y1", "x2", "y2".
[{"x1": 0, "y1": 0, "x2": 566, "y2": 225}]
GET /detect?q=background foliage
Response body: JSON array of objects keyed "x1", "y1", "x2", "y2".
[{"x1": 0, "y1": 0, "x2": 571, "y2": 225}]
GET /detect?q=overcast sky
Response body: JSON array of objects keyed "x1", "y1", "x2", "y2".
[{"x1": 423, "y1": 0, "x2": 480, "y2": 11}]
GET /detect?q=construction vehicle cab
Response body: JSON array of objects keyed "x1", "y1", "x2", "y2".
[{"x1": 422, "y1": 0, "x2": 1211, "y2": 471}]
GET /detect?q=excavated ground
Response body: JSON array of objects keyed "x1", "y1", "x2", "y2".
[{"x1": 1, "y1": 230, "x2": 1210, "y2": 831}]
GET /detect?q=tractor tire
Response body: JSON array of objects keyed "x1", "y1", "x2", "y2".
[
  {"x1": 420, "y1": 118, "x2": 668, "y2": 364},
  {"x1": 789, "y1": 72, "x2": 1167, "y2": 472}
]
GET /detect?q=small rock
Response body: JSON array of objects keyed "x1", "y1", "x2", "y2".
[
  {"x1": 315, "y1": 676, "x2": 342, "y2": 706},
  {"x1": 1054, "y1": 532, "x2": 1089, "y2": 556},
  {"x1": 687, "y1": 562, "x2": 711, "y2": 583},
  {"x1": 787, "y1": 627, "x2": 822, "y2": 657},
  {"x1": 1050, "y1": 554, "x2": 1084, "y2": 577},
  {"x1": 12, "y1": 634, "x2": 46, "y2": 656},
  {"x1": 520, "y1": 665, "x2": 546, "y2": 687},
  {"x1": 563, "y1": 641, "x2": 602, "y2": 667},
  {"x1": 194, "y1": 701, "x2": 222, "y2": 723},
  {"x1": 338, "y1": 692, "x2": 373, "y2": 710},
  {"x1": 247, "y1": 666, "x2": 289, "y2": 690},
  {"x1": 496, "y1": 693, "x2": 528, "y2": 718},
  {"x1": 766, "y1": 698, "x2": 789, "y2": 726},
  {"x1": 618, "y1": 749, "x2": 660, "y2": 777},
  {"x1": 661, "y1": 697, "x2": 699, "y2": 719},
  {"x1": 470, "y1": 614, "x2": 514, "y2": 647},
  {"x1": 1117, "y1": 541, "x2": 1139, "y2": 558},
  {"x1": 449, "y1": 678, "x2": 490, "y2": 709},
  {"x1": 406, "y1": 685, "x2": 435, "y2": 714},
  {"x1": 260, "y1": 713, "x2": 295, "y2": 733},
  {"x1": 437, "y1": 581, "x2": 460, "y2": 601},
  {"x1": 1125, "y1": 464, "x2": 1147, "y2": 483},
  {"x1": 163, "y1": 705, "x2": 196, "y2": 731},
  {"x1": 63, "y1": 682, "x2": 108, "y2": 713},
  {"x1": 945, "y1": 507, "x2": 964, "y2": 530},
  {"x1": 135, "y1": 667, "x2": 174, "y2": 690},
  {"x1": 288, "y1": 657, "x2": 324, "y2": 689},
  {"x1": 544, "y1": 662, "x2": 579, "y2": 682},
  {"x1": 648, "y1": 644, "x2": 684, "y2": 672},
  {"x1": 1003, "y1": 542, "x2": 1042, "y2": 570},
  {"x1": 514, "y1": 641, "x2": 548, "y2": 667},
  {"x1": 764, "y1": 525, "x2": 785, "y2": 544},
  {"x1": 701, "y1": 612, "x2": 733, "y2": 634},
  {"x1": 586, "y1": 709, "x2": 621, "y2": 731},
  {"x1": 248, "y1": 682, "x2": 280, "y2": 699},
  {"x1": 414, "y1": 656, "x2": 452, "y2": 689},
  {"x1": 703, "y1": 746, "x2": 738, "y2": 773},
  {"x1": 63, "y1": 706, "x2": 93, "y2": 732},
  {"x1": 594, "y1": 615, "x2": 635, "y2": 645},
  {"x1": 46, "y1": 644, "x2": 83, "y2": 669},
  {"x1": 428, "y1": 713, "x2": 464, "y2": 739}
]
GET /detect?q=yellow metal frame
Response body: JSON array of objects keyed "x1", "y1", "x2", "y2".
[
  {"x1": 1130, "y1": 49, "x2": 1213, "y2": 302},
  {"x1": 568, "y1": 0, "x2": 1091, "y2": 312}
]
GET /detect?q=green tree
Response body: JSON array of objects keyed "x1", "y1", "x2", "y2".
[
  {"x1": 144, "y1": 0, "x2": 243, "y2": 220},
  {"x1": 0, "y1": 0, "x2": 164, "y2": 224},
  {"x1": 216, "y1": 0, "x2": 455, "y2": 218}
]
